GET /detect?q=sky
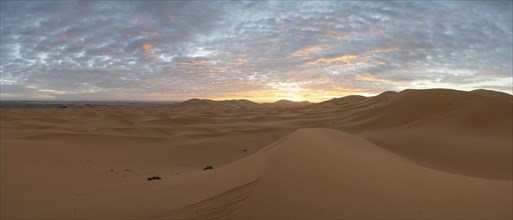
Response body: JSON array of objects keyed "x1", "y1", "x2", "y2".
[{"x1": 1, "y1": 1, "x2": 512, "y2": 102}]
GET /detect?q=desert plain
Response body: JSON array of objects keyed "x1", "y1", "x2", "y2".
[{"x1": 0, "y1": 88, "x2": 512, "y2": 219}]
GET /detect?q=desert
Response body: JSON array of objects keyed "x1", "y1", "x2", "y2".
[
  {"x1": 2, "y1": 1, "x2": 513, "y2": 219},
  {"x1": 1, "y1": 88, "x2": 511, "y2": 219}
]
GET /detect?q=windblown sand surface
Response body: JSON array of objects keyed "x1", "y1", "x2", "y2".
[{"x1": 1, "y1": 88, "x2": 512, "y2": 219}]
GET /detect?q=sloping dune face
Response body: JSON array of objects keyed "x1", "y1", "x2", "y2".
[
  {"x1": 235, "y1": 128, "x2": 512, "y2": 219},
  {"x1": 145, "y1": 129, "x2": 511, "y2": 219},
  {"x1": 321, "y1": 89, "x2": 513, "y2": 180},
  {"x1": 1, "y1": 89, "x2": 511, "y2": 219}
]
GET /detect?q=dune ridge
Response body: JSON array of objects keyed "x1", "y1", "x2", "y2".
[
  {"x1": 170, "y1": 98, "x2": 312, "y2": 111},
  {"x1": 1, "y1": 88, "x2": 511, "y2": 219}
]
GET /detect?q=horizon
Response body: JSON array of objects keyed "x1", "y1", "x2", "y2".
[
  {"x1": 1, "y1": 1, "x2": 512, "y2": 102},
  {"x1": 1, "y1": 87, "x2": 511, "y2": 104}
]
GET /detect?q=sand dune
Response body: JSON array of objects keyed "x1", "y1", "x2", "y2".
[
  {"x1": 1, "y1": 88, "x2": 511, "y2": 219},
  {"x1": 260, "y1": 99, "x2": 312, "y2": 108},
  {"x1": 170, "y1": 98, "x2": 312, "y2": 111},
  {"x1": 471, "y1": 89, "x2": 513, "y2": 103},
  {"x1": 236, "y1": 128, "x2": 511, "y2": 219},
  {"x1": 171, "y1": 99, "x2": 261, "y2": 111},
  {"x1": 321, "y1": 89, "x2": 513, "y2": 180}
]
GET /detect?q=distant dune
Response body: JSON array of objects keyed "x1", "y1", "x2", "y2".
[
  {"x1": 169, "y1": 98, "x2": 312, "y2": 111},
  {"x1": 260, "y1": 99, "x2": 312, "y2": 108},
  {"x1": 471, "y1": 89, "x2": 513, "y2": 103},
  {"x1": 173, "y1": 98, "x2": 261, "y2": 110},
  {"x1": 1, "y1": 88, "x2": 511, "y2": 219}
]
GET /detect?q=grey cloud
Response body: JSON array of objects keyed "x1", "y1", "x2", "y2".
[{"x1": 1, "y1": 1, "x2": 511, "y2": 101}]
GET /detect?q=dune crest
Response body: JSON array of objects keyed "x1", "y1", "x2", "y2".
[
  {"x1": 170, "y1": 98, "x2": 312, "y2": 111},
  {"x1": 261, "y1": 99, "x2": 312, "y2": 108}
]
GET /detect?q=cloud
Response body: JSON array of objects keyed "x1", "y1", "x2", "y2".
[
  {"x1": 1, "y1": 1, "x2": 511, "y2": 101},
  {"x1": 307, "y1": 55, "x2": 359, "y2": 65},
  {"x1": 355, "y1": 73, "x2": 401, "y2": 84},
  {"x1": 141, "y1": 43, "x2": 153, "y2": 52}
]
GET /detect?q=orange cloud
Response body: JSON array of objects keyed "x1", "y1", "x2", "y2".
[
  {"x1": 207, "y1": 66, "x2": 229, "y2": 73},
  {"x1": 368, "y1": 47, "x2": 402, "y2": 54},
  {"x1": 307, "y1": 54, "x2": 358, "y2": 64},
  {"x1": 141, "y1": 43, "x2": 153, "y2": 52},
  {"x1": 355, "y1": 72, "x2": 398, "y2": 84},
  {"x1": 291, "y1": 46, "x2": 323, "y2": 57},
  {"x1": 235, "y1": 55, "x2": 248, "y2": 64},
  {"x1": 293, "y1": 45, "x2": 407, "y2": 67}
]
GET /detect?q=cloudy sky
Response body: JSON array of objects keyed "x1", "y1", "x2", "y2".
[{"x1": 1, "y1": 1, "x2": 512, "y2": 102}]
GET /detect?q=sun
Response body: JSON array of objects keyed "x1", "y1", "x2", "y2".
[
  {"x1": 274, "y1": 92, "x2": 307, "y2": 102},
  {"x1": 267, "y1": 82, "x2": 309, "y2": 101}
]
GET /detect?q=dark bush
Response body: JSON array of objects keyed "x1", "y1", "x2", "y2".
[{"x1": 147, "y1": 176, "x2": 161, "y2": 181}]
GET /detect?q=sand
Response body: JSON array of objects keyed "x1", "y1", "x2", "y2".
[{"x1": 1, "y1": 88, "x2": 511, "y2": 219}]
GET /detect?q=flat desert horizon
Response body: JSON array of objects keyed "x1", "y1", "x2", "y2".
[
  {"x1": 1, "y1": 88, "x2": 512, "y2": 219},
  {"x1": 1, "y1": 1, "x2": 513, "y2": 219}
]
